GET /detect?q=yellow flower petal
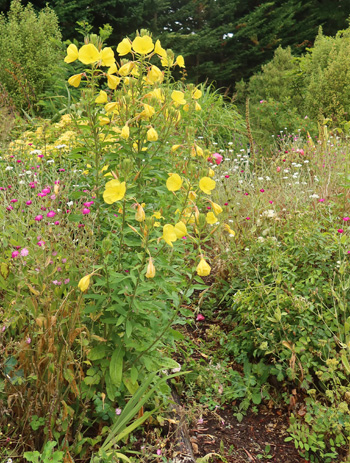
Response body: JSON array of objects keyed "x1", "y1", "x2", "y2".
[
  {"x1": 119, "y1": 62, "x2": 134, "y2": 76},
  {"x1": 140, "y1": 104, "x2": 155, "y2": 119},
  {"x1": 171, "y1": 90, "x2": 186, "y2": 105},
  {"x1": 175, "y1": 55, "x2": 185, "y2": 67},
  {"x1": 135, "y1": 204, "x2": 145, "y2": 222},
  {"x1": 206, "y1": 212, "x2": 217, "y2": 224},
  {"x1": 154, "y1": 39, "x2": 167, "y2": 58},
  {"x1": 199, "y1": 177, "x2": 216, "y2": 194},
  {"x1": 78, "y1": 44, "x2": 101, "y2": 65},
  {"x1": 108, "y1": 63, "x2": 118, "y2": 75},
  {"x1": 64, "y1": 43, "x2": 78, "y2": 63},
  {"x1": 192, "y1": 88, "x2": 202, "y2": 99},
  {"x1": 132, "y1": 35, "x2": 154, "y2": 54},
  {"x1": 196, "y1": 258, "x2": 211, "y2": 276},
  {"x1": 107, "y1": 74, "x2": 121, "y2": 89},
  {"x1": 147, "y1": 127, "x2": 158, "y2": 141},
  {"x1": 95, "y1": 90, "x2": 108, "y2": 104},
  {"x1": 174, "y1": 222, "x2": 187, "y2": 238},
  {"x1": 210, "y1": 201, "x2": 223, "y2": 215},
  {"x1": 78, "y1": 273, "x2": 92, "y2": 292},
  {"x1": 68, "y1": 74, "x2": 82, "y2": 87},
  {"x1": 100, "y1": 47, "x2": 115, "y2": 67},
  {"x1": 117, "y1": 38, "x2": 132, "y2": 56},
  {"x1": 166, "y1": 173, "x2": 182, "y2": 192},
  {"x1": 145, "y1": 257, "x2": 156, "y2": 278},
  {"x1": 103, "y1": 180, "x2": 126, "y2": 204},
  {"x1": 121, "y1": 125, "x2": 129, "y2": 139},
  {"x1": 146, "y1": 65, "x2": 164, "y2": 84},
  {"x1": 224, "y1": 224, "x2": 235, "y2": 236},
  {"x1": 163, "y1": 224, "x2": 177, "y2": 247}
]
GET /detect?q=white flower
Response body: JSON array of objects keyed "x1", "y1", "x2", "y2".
[
  {"x1": 309, "y1": 194, "x2": 319, "y2": 199},
  {"x1": 47, "y1": 159, "x2": 54, "y2": 164},
  {"x1": 67, "y1": 201, "x2": 73, "y2": 207},
  {"x1": 257, "y1": 236, "x2": 265, "y2": 242},
  {"x1": 54, "y1": 144, "x2": 67, "y2": 149},
  {"x1": 19, "y1": 180, "x2": 25, "y2": 185},
  {"x1": 5, "y1": 166, "x2": 13, "y2": 171},
  {"x1": 30, "y1": 149, "x2": 42, "y2": 155}
]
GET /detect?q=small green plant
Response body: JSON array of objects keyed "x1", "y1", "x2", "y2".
[{"x1": 23, "y1": 441, "x2": 64, "y2": 463}]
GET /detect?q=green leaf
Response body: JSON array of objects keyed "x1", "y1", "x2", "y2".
[
  {"x1": 88, "y1": 345, "x2": 107, "y2": 361},
  {"x1": 109, "y1": 348, "x2": 124, "y2": 387}
]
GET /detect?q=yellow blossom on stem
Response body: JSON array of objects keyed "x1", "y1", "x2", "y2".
[
  {"x1": 196, "y1": 258, "x2": 211, "y2": 277},
  {"x1": 135, "y1": 204, "x2": 145, "y2": 222},
  {"x1": 171, "y1": 144, "x2": 181, "y2": 152},
  {"x1": 171, "y1": 90, "x2": 186, "y2": 105},
  {"x1": 100, "y1": 47, "x2": 115, "y2": 67},
  {"x1": 121, "y1": 125, "x2": 130, "y2": 140},
  {"x1": 95, "y1": 90, "x2": 108, "y2": 104},
  {"x1": 206, "y1": 212, "x2": 217, "y2": 224},
  {"x1": 64, "y1": 43, "x2": 78, "y2": 63},
  {"x1": 199, "y1": 177, "x2": 216, "y2": 194},
  {"x1": 78, "y1": 44, "x2": 100, "y2": 64},
  {"x1": 107, "y1": 74, "x2": 120, "y2": 89},
  {"x1": 163, "y1": 224, "x2": 177, "y2": 247},
  {"x1": 117, "y1": 38, "x2": 132, "y2": 56},
  {"x1": 166, "y1": 173, "x2": 182, "y2": 192},
  {"x1": 78, "y1": 273, "x2": 93, "y2": 292},
  {"x1": 108, "y1": 63, "x2": 118, "y2": 74},
  {"x1": 68, "y1": 74, "x2": 82, "y2": 87},
  {"x1": 140, "y1": 104, "x2": 155, "y2": 119},
  {"x1": 208, "y1": 168, "x2": 215, "y2": 178},
  {"x1": 145, "y1": 257, "x2": 156, "y2": 278},
  {"x1": 223, "y1": 224, "x2": 235, "y2": 236},
  {"x1": 103, "y1": 179, "x2": 126, "y2": 204},
  {"x1": 175, "y1": 55, "x2": 185, "y2": 67},
  {"x1": 146, "y1": 65, "x2": 164, "y2": 84},
  {"x1": 191, "y1": 144, "x2": 203, "y2": 157},
  {"x1": 119, "y1": 62, "x2": 134, "y2": 76},
  {"x1": 154, "y1": 39, "x2": 167, "y2": 58},
  {"x1": 210, "y1": 201, "x2": 223, "y2": 215},
  {"x1": 192, "y1": 88, "x2": 202, "y2": 99},
  {"x1": 174, "y1": 222, "x2": 187, "y2": 238},
  {"x1": 132, "y1": 35, "x2": 154, "y2": 54},
  {"x1": 147, "y1": 127, "x2": 158, "y2": 141}
]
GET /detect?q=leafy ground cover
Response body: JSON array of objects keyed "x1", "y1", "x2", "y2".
[{"x1": 1, "y1": 28, "x2": 350, "y2": 463}]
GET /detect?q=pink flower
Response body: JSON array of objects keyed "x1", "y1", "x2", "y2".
[
  {"x1": 41, "y1": 207, "x2": 47, "y2": 211},
  {"x1": 35, "y1": 215, "x2": 43, "y2": 221},
  {"x1": 338, "y1": 229, "x2": 344, "y2": 233},
  {"x1": 244, "y1": 193, "x2": 249, "y2": 196},
  {"x1": 38, "y1": 154, "x2": 44, "y2": 158},
  {"x1": 10, "y1": 199, "x2": 18, "y2": 203},
  {"x1": 78, "y1": 223, "x2": 85, "y2": 228},
  {"x1": 115, "y1": 408, "x2": 122, "y2": 415},
  {"x1": 224, "y1": 202, "x2": 228, "y2": 206},
  {"x1": 196, "y1": 314, "x2": 205, "y2": 321},
  {"x1": 209, "y1": 153, "x2": 223, "y2": 165},
  {"x1": 20, "y1": 248, "x2": 29, "y2": 257},
  {"x1": 26, "y1": 200, "x2": 32, "y2": 205},
  {"x1": 62, "y1": 258, "x2": 67, "y2": 263},
  {"x1": 47, "y1": 211, "x2": 56, "y2": 218},
  {"x1": 12, "y1": 251, "x2": 19, "y2": 258},
  {"x1": 260, "y1": 189, "x2": 265, "y2": 193},
  {"x1": 82, "y1": 208, "x2": 90, "y2": 215},
  {"x1": 16, "y1": 160, "x2": 22, "y2": 163},
  {"x1": 246, "y1": 217, "x2": 250, "y2": 220},
  {"x1": 276, "y1": 166, "x2": 281, "y2": 172},
  {"x1": 225, "y1": 175, "x2": 230, "y2": 178},
  {"x1": 156, "y1": 449, "x2": 162, "y2": 456},
  {"x1": 26, "y1": 337, "x2": 31, "y2": 344},
  {"x1": 42, "y1": 188, "x2": 51, "y2": 194},
  {"x1": 54, "y1": 221, "x2": 60, "y2": 225},
  {"x1": 6, "y1": 206, "x2": 13, "y2": 211},
  {"x1": 343, "y1": 217, "x2": 350, "y2": 221},
  {"x1": 319, "y1": 199, "x2": 325, "y2": 203},
  {"x1": 84, "y1": 201, "x2": 94, "y2": 207},
  {"x1": 37, "y1": 240, "x2": 45, "y2": 246},
  {"x1": 269, "y1": 201, "x2": 273, "y2": 204},
  {"x1": 59, "y1": 168, "x2": 65, "y2": 172},
  {"x1": 64, "y1": 278, "x2": 70, "y2": 284}
]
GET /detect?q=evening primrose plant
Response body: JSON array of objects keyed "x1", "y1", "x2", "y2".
[{"x1": 62, "y1": 30, "x2": 233, "y2": 426}]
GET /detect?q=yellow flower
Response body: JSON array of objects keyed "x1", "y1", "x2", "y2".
[
  {"x1": 100, "y1": 47, "x2": 115, "y2": 66},
  {"x1": 208, "y1": 168, "x2": 215, "y2": 178},
  {"x1": 132, "y1": 35, "x2": 154, "y2": 54},
  {"x1": 121, "y1": 125, "x2": 130, "y2": 140},
  {"x1": 117, "y1": 38, "x2": 132, "y2": 56},
  {"x1": 166, "y1": 173, "x2": 182, "y2": 192},
  {"x1": 99, "y1": 116, "x2": 110, "y2": 125},
  {"x1": 163, "y1": 224, "x2": 177, "y2": 247},
  {"x1": 68, "y1": 74, "x2": 82, "y2": 87},
  {"x1": 183, "y1": 104, "x2": 189, "y2": 112},
  {"x1": 103, "y1": 179, "x2": 126, "y2": 204},
  {"x1": 105, "y1": 102, "x2": 118, "y2": 113},
  {"x1": 147, "y1": 127, "x2": 158, "y2": 141},
  {"x1": 210, "y1": 201, "x2": 223, "y2": 215},
  {"x1": 196, "y1": 258, "x2": 211, "y2": 277},
  {"x1": 174, "y1": 222, "x2": 187, "y2": 238},
  {"x1": 171, "y1": 144, "x2": 182, "y2": 152},
  {"x1": 148, "y1": 88, "x2": 165, "y2": 102},
  {"x1": 161, "y1": 54, "x2": 174, "y2": 67},
  {"x1": 64, "y1": 43, "x2": 78, "y2": 63},
  {"x1": 95, "y1": 90, "x2": 108, "y2": 104},
  {"x1": 107, "y1": 74, "x2": 120, "y2": 89},
  {"x1": 140, "y1": 104, "x2": 155, "y2": 119},
  {"x1": 78, "y1": 273, "x2": 93, "y2": 292},
  {"x1": 145, "y1": 257, "x2": 156, "y2": 278},
  {"x1": 119, "y1": 62, "x2": 134, "y2": 76},
  {"x1": 171, "y1": 90, "x2": 186, "y2": 105},
  {"x1": 189, "y1": 191, "x2": 197, "y2": 201},
  {"x1": 152, "y1": 211, "x2": 164, "y2": 219},
  {"x1": 199, "y1": 177, "x2": 216, "y2": 194},
  {"x1": 195, "y1": 102, "x2": 202, "y2": 111},
  {"x1": 192, "y1": 88, "x2": 202, "y2": 99},
  {"x1": 78, "y1": 44, "x2": 100, "y2": 64},
  {"x1": 108, "y1": 63, "x2": 118, "y2": 74},
  {"x1": 206, "y1": 212, "x2": 217, "y2": 224},
  {"x1": 191, "y1": 145, "x2": 204, "y2": 157},
  {"x1": 224, "y1": 224, "x2": 235, "y2": 236},
  {"x1": 154, "y1": 39, "x2": 167, "y2": 58},
  {"x1": 175, "y1": 55, "x2": 185, "y2": 67},
  {"x1": 135, "y1": 204, "x2": 145, "y2": 222},
  {"x1": 146, "y1": 65, "x2": 164, "y2": 84}
]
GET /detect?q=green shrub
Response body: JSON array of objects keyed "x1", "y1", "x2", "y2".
[{"x1": 0, "y1": 0, "x2": 62, "y2": 111}]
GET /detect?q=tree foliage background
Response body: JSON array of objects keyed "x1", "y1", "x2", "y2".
[{"x1": 1, "y1": 0, "x2": 350, "y2": 90}]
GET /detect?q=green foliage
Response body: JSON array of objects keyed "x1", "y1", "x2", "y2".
[{"x1": 0, "y1": 0, "x2": 62, "y2": 111}]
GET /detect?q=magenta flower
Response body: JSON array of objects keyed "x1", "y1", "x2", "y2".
[
  {"x1": 20, "y1": 248, "x2": 29, "y2": 257},
  {"x1": 16, "y1": 160, "x2": 22, "y2": 163},
  {"x1": 84, "y1": 201, "x2": 94, "y2": 207},
  {"x1": 82, "y1": 208, "x2": 90, "y2": 215},
  {"x1": 319, "y1": 199, "x2": 325, "y2": 203},
  {"x1": 59, "y1": 168, "x2": 65, "y2": 172},
  {"x1": 224, "y1": 202, "x2": 228, "y2": 206},
  {"x1": 26, "y1": 337, "x2": 31, "y2": 344},
  {"x1": 6, "y1": 206, "x2": 13, "y2": 211},
  {"x1": 269, "y1": 201, "x2": 273, "y2": 204},
  {"x1": 62, "y1": 258, "x2": 67, "y2": 263},
  {"x1": 338, "y1": 229, "x2": 344, "y2": 233},
  {"x1": 26, "y1": 200, "x2": 32, "y2": 205},
  {"x1": 38, "y1": 154, "x2": 44, "y2": 158},
  {"x1": 78, "y1": 223, "x2": 85, "y2": 228},
  {"x1": 64, "y1": 278, "x2": 70, "y2": 284},
  {"x1": 115, "y1": 408, "x2": 122, "y2": 415},
  {"x1": 225, "y1": 175, "x2": 230, "y2": 178},
  {"x1": 10, "y1": 199, "x2": 18, "y2": 203},
  {"x1": 54, "y1": 221, "x2": 60, "y2": 225},
  {"x1": 196, "y1": 314, "x2": 205, "y2": 321},
  {"x1": 207, "y1": 152, "x2": 223, "y2": 165},
  {"x1": 35, "y1": 215, "x2": 43, "y2": 221},
  {"x1": 37, "y1": 240, "x2": 45, "y2": 246},
  {"x1": 42, "y1": 188, "x2": 51, "y2": 194},
  {"x1": 260, "y1": 189, "x2": 265, "y2": 193},
  {"x1": 12, "y1": 251, "x2": 19, "y2": 258},
  {"x1": 343, "y1": 217, "x2": 350, "y2": 221},
  {"x1": 156, "y1": 449, "x2": 162, "y2": 456},
  {"x1": 47, "y1": 211, "x2": 56, "y2": 218},
  {"x1": 246, "y1": 217, "x2": 250, "y2": 220}
]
